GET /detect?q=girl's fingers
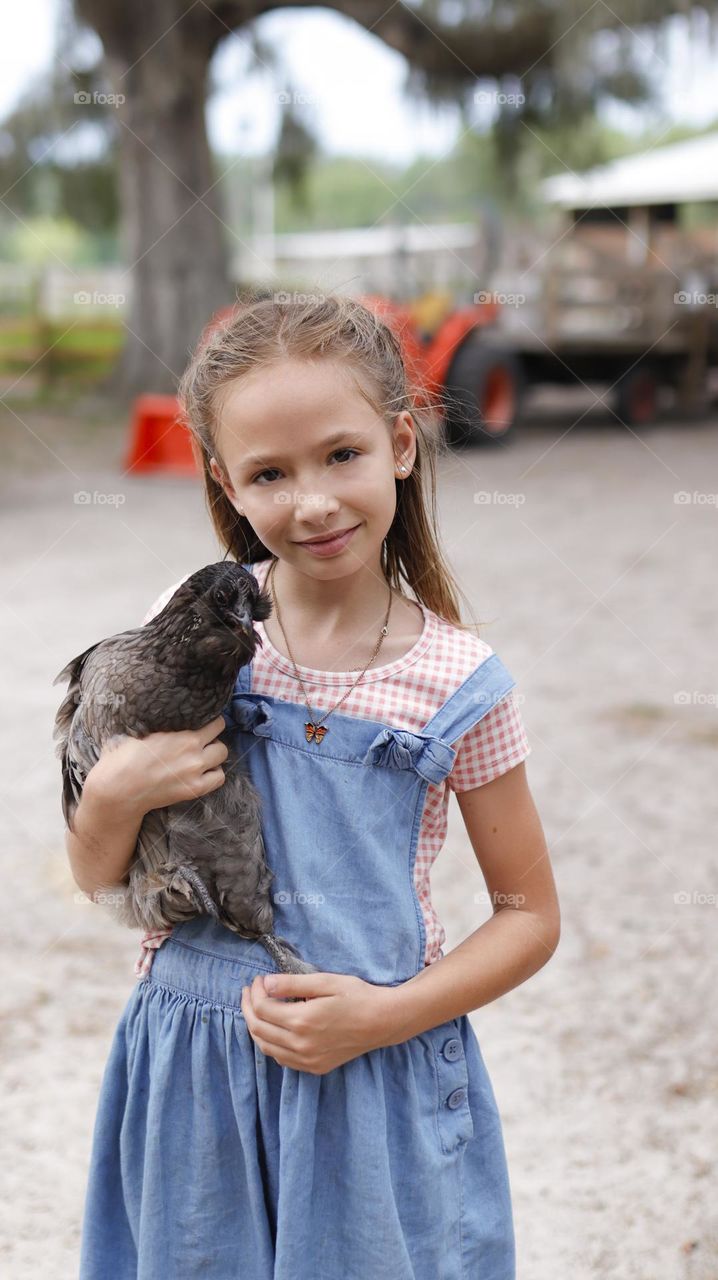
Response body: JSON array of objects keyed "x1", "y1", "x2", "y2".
[
  {"x1": 197, "y1": 714, "x2": 227, "y2": 745},
  {"x1": 241, "y1": 986, "x2": 297, "y2": 1052},
  {"x1": 246, "y1": 977, "x2": 300, "y2": 1027}
]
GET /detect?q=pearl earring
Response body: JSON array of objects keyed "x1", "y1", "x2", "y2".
[{"x1": 399, "y1": 465, "x2": 407, "y2": 472}]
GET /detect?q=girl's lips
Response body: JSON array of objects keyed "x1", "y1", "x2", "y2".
[{"x1": 295, "y1": 524, "x2": 360, "y2": 557}]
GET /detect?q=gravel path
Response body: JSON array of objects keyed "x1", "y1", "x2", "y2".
[{"x1": 1, "y1": 393, "x2": 716, "y2": 1279}]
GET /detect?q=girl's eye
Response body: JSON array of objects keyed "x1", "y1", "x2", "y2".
[{"x1": 251, "y1": 448, "x2": 359, "y2": 485}]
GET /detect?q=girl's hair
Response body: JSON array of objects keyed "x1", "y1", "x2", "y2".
[{"x1": 177, "y1": 289, "x2": 482, "y2": 632}]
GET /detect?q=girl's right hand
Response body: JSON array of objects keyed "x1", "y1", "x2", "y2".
[{"x1": 85, "y1": 714, "x2": 230, "y2": 817}]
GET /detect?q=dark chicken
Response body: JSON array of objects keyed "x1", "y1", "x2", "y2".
[{"x1": 53, "y1": 562, "x2": 317, "y2": 976}]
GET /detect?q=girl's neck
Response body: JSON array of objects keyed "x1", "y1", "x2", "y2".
[
  {"x1": 268, "y1": 554, "x2": 390, "y2": 636},
  {"x1": 258, "y1": 555, "x2": 422, "y2": 675}
]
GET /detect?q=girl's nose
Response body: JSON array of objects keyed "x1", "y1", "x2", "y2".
[{"x1": 292, "y1": 490, "x2": 340, "y2": 521}]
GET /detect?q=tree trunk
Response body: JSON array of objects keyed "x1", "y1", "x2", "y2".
[{"x1": 91, "y1": 18, "x2": 233, "y2": 396}]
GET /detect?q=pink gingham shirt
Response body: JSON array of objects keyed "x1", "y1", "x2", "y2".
[{"x1": 134, "y1": 560, "x2": 531, "y2": 977}]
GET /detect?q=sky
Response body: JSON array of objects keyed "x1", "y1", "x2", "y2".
[{"x1": 2, "y1": 1, "x2": 718, "y2": 165}]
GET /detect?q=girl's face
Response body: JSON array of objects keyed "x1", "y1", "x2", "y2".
[{"x1": 209, "y1": 357, "x2": 416, "y2": 576}]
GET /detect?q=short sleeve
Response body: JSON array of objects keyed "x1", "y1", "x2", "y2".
[
  {"x1": 447, "y1": 689, "x2": 531, "y2": 792},
  {"x1": 140, "y1": 575, "x2": 192, "y2": 626}
]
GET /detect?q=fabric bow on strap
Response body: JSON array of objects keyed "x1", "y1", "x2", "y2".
[
  {"x1": 362, "y1": 727, "x2": 456, "y2": 784},
  {"x1": 227, "y1": 696, "x2": 274, "y2": 736}
]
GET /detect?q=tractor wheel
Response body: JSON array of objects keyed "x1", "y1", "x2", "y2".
[
  {"x1": 613, "y1": 363, "x2": 660, "y2": 426},
  {"x1": 442, "y1": 332, "x2": 523, "y2": 447}
]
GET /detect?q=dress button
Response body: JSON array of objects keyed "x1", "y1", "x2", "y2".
[
  {"x1": 442, "y1": 1038, "x2": 461, "y2": 1061},
  {"x1": 446, "y1": 1088, "x2": 467, "y2": 1109}
]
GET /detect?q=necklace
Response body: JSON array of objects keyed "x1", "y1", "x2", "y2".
[{"x1": 266, "y1": 556, "x2": 393, "y2": 744}]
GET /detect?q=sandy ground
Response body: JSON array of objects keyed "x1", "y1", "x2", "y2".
[{"x1": 1, "y1": 388, "x2": 717, "y2": 1279}]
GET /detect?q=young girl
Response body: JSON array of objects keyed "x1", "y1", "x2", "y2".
[{"x1": 72, "y1": 292, "x2": 559, "y2": 1279}]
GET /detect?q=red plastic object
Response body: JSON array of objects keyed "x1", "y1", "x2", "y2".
[
  {"x1": 125, "y1": 394, "x2": 199, "y2": 476},
  {"x1": 124, "y1": 305, "x2": 237, "y2": 477}
]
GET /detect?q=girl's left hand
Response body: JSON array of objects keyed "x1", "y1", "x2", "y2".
[{"x1": 241, "y1": 971, "x2": 395, "y2": 1074}]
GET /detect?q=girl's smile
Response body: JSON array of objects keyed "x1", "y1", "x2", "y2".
[{"x1": 293, "y1": 523, "x2": 362, "y2": 557}]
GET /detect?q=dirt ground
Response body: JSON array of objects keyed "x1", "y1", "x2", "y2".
[{"x1": 1, "y1": 389, "x2": 717, "y2": 1279}]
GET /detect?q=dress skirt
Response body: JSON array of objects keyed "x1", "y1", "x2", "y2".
[{"x1": 79, "y1": 923, "x2": 516, "y2": 1280}]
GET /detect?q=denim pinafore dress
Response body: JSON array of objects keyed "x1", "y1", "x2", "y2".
[{"x1": 79, "y1": 590, "x2": 518, "y2": 1280}]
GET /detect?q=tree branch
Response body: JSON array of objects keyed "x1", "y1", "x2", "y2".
[{"x1": 211, "y1": 0, "x2": 554, "y2": 79}]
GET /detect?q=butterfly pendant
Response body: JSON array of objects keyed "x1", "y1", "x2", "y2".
[{"x1": 305, "y1": 722, "x2": 328, "y2": 743}]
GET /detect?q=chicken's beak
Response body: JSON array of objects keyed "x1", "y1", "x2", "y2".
[{"x1": 227, "y1": 606, "x2": 253, "y2": 634}]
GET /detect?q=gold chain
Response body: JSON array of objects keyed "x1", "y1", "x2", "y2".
[{"x1": 266, "y1": 556, "x2": 393, "y2": 743}]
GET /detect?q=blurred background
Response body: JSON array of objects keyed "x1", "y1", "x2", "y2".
[{"x1": 1, "y1": 2, "x2": 717, "y2": 1277}]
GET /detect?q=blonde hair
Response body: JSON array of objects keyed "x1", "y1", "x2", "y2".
[{"x1": 177, "y1": 289, "x2": 482, "y2": 632}]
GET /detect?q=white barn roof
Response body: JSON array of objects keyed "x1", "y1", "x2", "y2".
[{"x1": 541, "y1": 132, "x2": 718, "y2": 209}]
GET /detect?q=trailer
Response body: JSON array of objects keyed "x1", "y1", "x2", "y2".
[
  {"x1": 465, "y1": 132, "x2": 718, "y2": 442},
  {"x1": 386, "y1": 133, "x2": 718, "y2": 446}
]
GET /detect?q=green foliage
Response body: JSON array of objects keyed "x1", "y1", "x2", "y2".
[
  {"x1": 273, "y1": 155, "x2": 403, "y2": 231},
  {"x1": 0, "y1": 58, "x2": 120, "y2": 244},
  {"x1": 0, "y1": 317, "x2": 124, "y2": 388},
  {"x1": 0, "y1": 214, "x2": 109, "y2": 266},
  {"x1": 270, "y1": 130, "x2": 504, "y2": 231}
]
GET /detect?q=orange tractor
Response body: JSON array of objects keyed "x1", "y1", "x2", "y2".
[{"x1": 125, "y1": 290, "x2": 520, "y2": 475}]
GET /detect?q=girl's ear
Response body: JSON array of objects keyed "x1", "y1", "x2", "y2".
[
  {"x1": 210, "y1": 457, "x2": 246, "y2": 515},
  {"x1": 209, "y1": 456, "x2": 239, "y2": 504},
  {"x1": 392, "y1": 411, "x2": 417, "y2": 473}
]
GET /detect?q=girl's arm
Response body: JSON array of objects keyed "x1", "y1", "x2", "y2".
[
  {"x1": 65, "y1": 774, "x2": 146, "y2": 899},
  {"x1": 65, "y1": 717, "x2": 229, "y2": 899},
  {"x1": 385, "y1": 761, "x2": 560, "y2": 1043}
]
